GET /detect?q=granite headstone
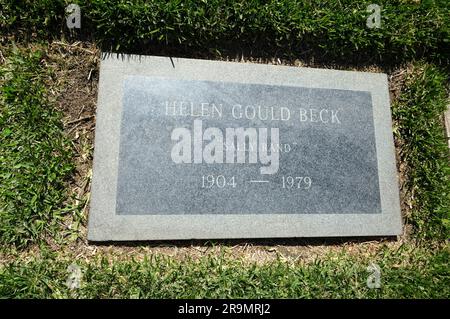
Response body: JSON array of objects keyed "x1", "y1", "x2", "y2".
[{"x1": 87, "y1": 54, "x2": 402, "y2": 241}]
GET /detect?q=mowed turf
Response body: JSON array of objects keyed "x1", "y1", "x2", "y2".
[
  {"x1": 0, "y1": 0, "x2": 449, "y2": 298},
  {"x1": 0, "y1": 48, "x2": 74, "y2": 248}
]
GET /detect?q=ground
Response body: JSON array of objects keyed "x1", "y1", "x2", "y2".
[{"x1": 0, "y1": 0, "x2": 449, "y2": 298}]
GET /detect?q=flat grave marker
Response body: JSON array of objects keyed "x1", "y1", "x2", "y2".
[{"x1": 87, "y1": 54, "x2": 402, "y2": 241}]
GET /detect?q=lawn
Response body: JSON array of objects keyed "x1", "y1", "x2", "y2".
[{"x1": 0, "y1": 0, "x2": 449, "y2": 298}]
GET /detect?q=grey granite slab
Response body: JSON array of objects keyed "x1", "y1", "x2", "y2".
[{"x1": 87, "y1": 54, "x2": 402, "y2": 241}]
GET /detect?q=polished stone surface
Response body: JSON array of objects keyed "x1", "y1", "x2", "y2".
[
  {"x1": 117, "y1": 77, "x2": 380, "y2": 215},
  {"x1": 87, "y1": 54, "x2": 402, "y2": 241}
]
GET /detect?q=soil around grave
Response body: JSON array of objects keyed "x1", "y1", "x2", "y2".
[{"x1": 19, "y1": 40, "x2": 421, "y2": 264}]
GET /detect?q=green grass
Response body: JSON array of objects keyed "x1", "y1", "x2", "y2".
[
  {"x1": 0, "y1": 46, "x2": 447, "y2": 249},
  {"x1": 0, "y1": 245, "x2": 448, "y2": 298},
  {"x1": 1, "y1": 0, "x2": 449, "y2": 64},
  {"x1": 0, "y1": 48, "x2": 74, "y2": 248},
  {"x1": 0, "y1": 1, "x2": 449, "y2": 298},
  {"x1": 392, "y1": 64, "x2": 450, "y2": 240},
  {"x1": 0, "y1": 46, "x2": 448, "y2": 298}
]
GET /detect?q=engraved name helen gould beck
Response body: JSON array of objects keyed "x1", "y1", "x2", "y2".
[{"x1": 87, "y1": 54, "x2": 402, "y2": 241}]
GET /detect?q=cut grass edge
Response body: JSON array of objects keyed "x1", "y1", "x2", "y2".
[{"x1": 0, "y1": 243, "x2": 448, "y2": 298}]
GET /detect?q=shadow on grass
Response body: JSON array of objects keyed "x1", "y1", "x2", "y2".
[{"x1": 89, "y1": 235, "x2": 397, "y2": 248}]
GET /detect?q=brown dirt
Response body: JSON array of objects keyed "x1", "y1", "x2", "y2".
[{"x1": 43, "y1": 41, "x2": 99, "y2": 243}]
